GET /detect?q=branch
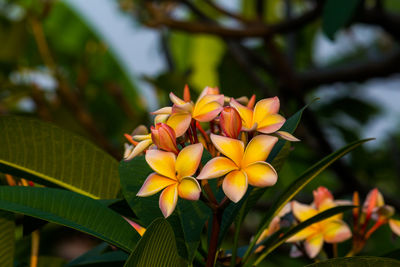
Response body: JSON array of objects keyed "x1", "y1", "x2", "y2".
[
  {"x1": 145, "y1": 3, "x2": 322, "y2": 39},
  {"x1": 299, "y1": 48, "x2": 400, "y2": 91}
]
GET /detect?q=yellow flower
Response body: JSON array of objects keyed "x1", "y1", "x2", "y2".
[
  {"x1": 150, "y1": 123, "x2": 179, "y2": 154},
  {"x1": 197, "y1": 134, "x2": 278, "y2": 202},
  {"x1": 230, "y1": 96, "x2": 286, "y2": 134},
  {"x1": 136, "y1": 143, "x2": 203, "y2": 218},
  {"x1": 287, "y1": 187, "x2": 352, "y2": 258},
  {"x1": 152, "y1": 87, "x2": 224, "y2": 137}
]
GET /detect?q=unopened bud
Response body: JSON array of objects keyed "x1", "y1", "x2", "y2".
[
  {"x1": 220, "y1": 107, "x2": 242, "y2": 139},
  {"x1": 151, "y1": 123, "x2": 179, "y2": 154}
]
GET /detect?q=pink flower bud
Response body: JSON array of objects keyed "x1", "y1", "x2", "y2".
[
  {"x1": 220, "y1": 106, "x2": 242, "y2": 139},
  {"x1": 151, "y1": 123, "x2": 179, "y2": 154}
]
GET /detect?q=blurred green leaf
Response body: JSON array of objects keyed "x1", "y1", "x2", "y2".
[
  {"x1": 306, "y1": 256, "x2": 400, "y2": 267},
  {"x1": 124, "y1": 218, "x2": 185, "y2": 267},
  {"x1": 0, "y1": 116, "x2": 120, "y2": 199},
  {"x1": 322, "y1": 0, "x2": 361, "y2": 40},
  {"x1": 0, "y1": 211, "x2": 14, "y2": 267},
  {"x1": 38, "y1": 256, "x2": 67, "y2": 267},
  {"x1": 0, "y1": 186, "x2": 140, "y2": 252}
]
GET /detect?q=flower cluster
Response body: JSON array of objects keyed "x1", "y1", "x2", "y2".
[
  {"x1": 256, "y1": 186, "x2": 400, "y2": 259},
  {"x1": 124, "y1": 86, "x2": 298, "y2": 217}
]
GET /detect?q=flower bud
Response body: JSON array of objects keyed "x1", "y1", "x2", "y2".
[
  {"x1": 220, "y1": 106, "x2": 242, "y2": 139},
  {"x1": 151, "y1": 123, "x2": 179, "y2": 154}
]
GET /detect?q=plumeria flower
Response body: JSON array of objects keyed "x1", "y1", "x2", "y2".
[
  {"x1": 197, "y1": 134, "x2": 278, "y2": 202},
  {"x1": 286, "y1": 187, "x2": 352, "y2": 258},
  {"x1": 360, "y1": 188, "x2": 400, "y2": 237},
  {"x1": 136, "y1": 143, "x2": 203, "y2": 218},
  {"x1": 124, "y1": 126, "x2": 153, "y2": 161},
  {"x1": 152, "y1": 87, "x2": 224, "y2": 137},
  {"x1": 150, "y1": 123, "x2": 179, "y2": 155},
  {"x1": 230, "y1": 96, "x2": 299, "y2": 141}
]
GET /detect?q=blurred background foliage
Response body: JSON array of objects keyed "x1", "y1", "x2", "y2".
[{"x1": 2, "y1": 0, "x2": 400, "y2": 266}]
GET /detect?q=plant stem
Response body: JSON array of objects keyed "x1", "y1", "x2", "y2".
[
  {"x1": 206, "y1": 209, "x2": 222, "y2": 267},
  {"x1": 30, "y1": 230, "x2": 40, "y2": 267}
]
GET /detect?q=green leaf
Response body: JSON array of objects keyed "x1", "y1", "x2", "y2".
[
  {"x1": 38, "y1": 256, "x2": 67, "y2": 267},
  {"x1": 124, "y1": 218, "x2": 185, "y2": 267},
  {"x1": 119, "y1": 156, "x2": 209, "y2": 261},
  {"x1": 305, "y1": 256, "x2": 400, "y2": 267},
  {"x1": 0, "y1": 211, "x2": 14, "y2": 267},
  {"x1": 322, "y1": 0, "x2": 361, "y2": 40},
  {"x1": 0, "y1": 186, "x2": 140, "y2": 252},
  {"x1": 253, "y1": 205, "x2": 355, "y2": 265},
  {"x1": 242, "y1": 138, "x2": 373, "y2": 263},
  {"x1": 0, "y1": 116, "x2": 120, "y2": 199}
]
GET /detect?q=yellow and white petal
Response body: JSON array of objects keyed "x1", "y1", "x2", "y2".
[
  {"x1": 154, "y1": 114, "x2": 169, "y2": 124},
  {"x1": 257, "y1": 114, "x2": 286, "y2": 134},
  {"x1": 169, "y1": 92, "x2": 186, "y2": 105},
  {"x1": 210, "y1": 134, "x2": 244, "y2": 166},
  {"x1": 286, "y1": 226, "x2": 316, "y2": 242},
  {"x1": 172, "y1": 102, "x2": 193, "y2": 114},
  {"x1": 243, "y1": 161, "x2": 277, "y2": 187},
  {"x1": 222, "y1": 170, "x2": 248, "y2": 203},
  {"x1": 389, "y1": 219, "x2": 400, "y2": 236},
  {"x1": 125, "y1": 139, "x2": 153, "y2": 161},
  {"x1": 323, "y1": 220, "x2": 352, "y2": 243},
  {"x1": 193, "y1": 101, "x2": 223, "y2": 122},
  {"x1": 145, "y1": 149, "x2": 176, "y2": 179},
  {"x1": 242, "y1": 135, "x2": 278, "y2": 167},
  {"x1": 178, "y1": 177, "x2": 201, "y2": 201},
  {"x1": 230, "y1": 99, "x2": 254, "y2": 130},
  {"x1": 197, "y1": 157, "x2": 238, "y2": 180},
  {"x1": 132, "y1": 133, "x2": 151, "y2": 141},
  {"x1": 137, "y1": 173, "x2": 177, "y2": 197},
  {"x1": 159, "y1": 184, "x2": 178, "y2": 218},
  {"x1": 176, "y1": 143, "x2": 203, "y2": 178},
  {"x1": 253, "y1": 97, "x2": 280, "y2": 121},
  {"x1": 167, "y1": 112, "x2": 192, "y2": 137},
  {"x1": 304, "y1": 234, "x2": 324, "y2": 258},
  {"x1": 275, "y1": 131, "x2": 300, "y2": 142},
  {"x1": 151, "y1": 106, "x2": 172, "y2": 115},
  {"x1": 292, "y1": 201, "x2": 318, "y2": 222}
]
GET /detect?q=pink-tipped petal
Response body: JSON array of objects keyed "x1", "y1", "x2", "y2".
[
  {"x1": 222, "y1": 170, "x2": 248, "y2": 203},
  {"x1": 193, "y1": 103, "x2": 223, "y2": 122},
  {"x1": 292, "y1": 201, "x2": 318, "y2": 222},
  {"x1": 242, "y1": 135, "x2": 278, "y2": 167},
  {"x1": 230, "y1": 98, "x2": 254, "y2": 130},
  {"x1": 151, "y1": 106, "x2": 172, "y2": 115},
  {"x1": 389, "y1": 219, "x2": 400, "y2": 236},
  {"x1": 167, "y1": 112, "x2": 192, "y2": 137},
  {"x1": 176, "y1": 143, "x2": 203, "y2": 178},
  {"x1": 197, "y1": 157, "x2": 238, "y2": 180},
  {"x1": 323, "y1": 220, "x2": 352, "y2": 243},
  {"x1": 253, "y1": 97, "x2": 280, "y2": 119},
  {"x1": 159, "y1": 184, "x2": 178, "y2": 218},
  {"x1": 124, "y1": 139, "x2": 153, "y2": 161},
  {"x1": 313, "y1": 186, "x2": 334, "y2": 210},
  {"x1": 257, "y1": 114, "x2": 286, "y2": 134},
  {"x1": 145, "y1": 150, "x2": 176, "y2": 179},
  {"x1": 305, "y1": 234, "x2": 324, "y2": 258},
  {"x1": 169, "y1": 92, "x2": 186, "y2": 105},
  {"x1": 275, "y1": 131, "x2": 300, "y2": 142},
  {"x1": 178, "y1": 177, "x2": 201, "y2": 201},
  {"x1": 210, "y1": 134, "x2": 244, "y2": 166},
  {"x1": 123, "y1": 217, "x2": 146, "y2": 236},
  {"x1": 136, "y1": 173, "x2": 177, "y2": 197},
  {"x1": 243, "y1": 161, "x2": 277, "y2": 187}
]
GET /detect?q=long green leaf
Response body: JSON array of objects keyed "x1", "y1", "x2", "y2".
[
  {"x1": 0, "y1": 116, "x2": 120, "y2": 199},
  {"x1": 242, "y1": 138, "x2": 373, "y2": 263},
  {"x1": 306, "y1": 256, "x2": 400, "y2": 267},
  {"x1": 253, "y1": 205, "x2": 355, "y2": 265},
  {"x1": 0, "y1": 186, "x2": 140, "y2": 252},
  {"x1": 124, "y1": 218, "x2": 185, "y2": 267},
  {"x1": 0, "y1": 211, "x2": 14, "y2": 267}
]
